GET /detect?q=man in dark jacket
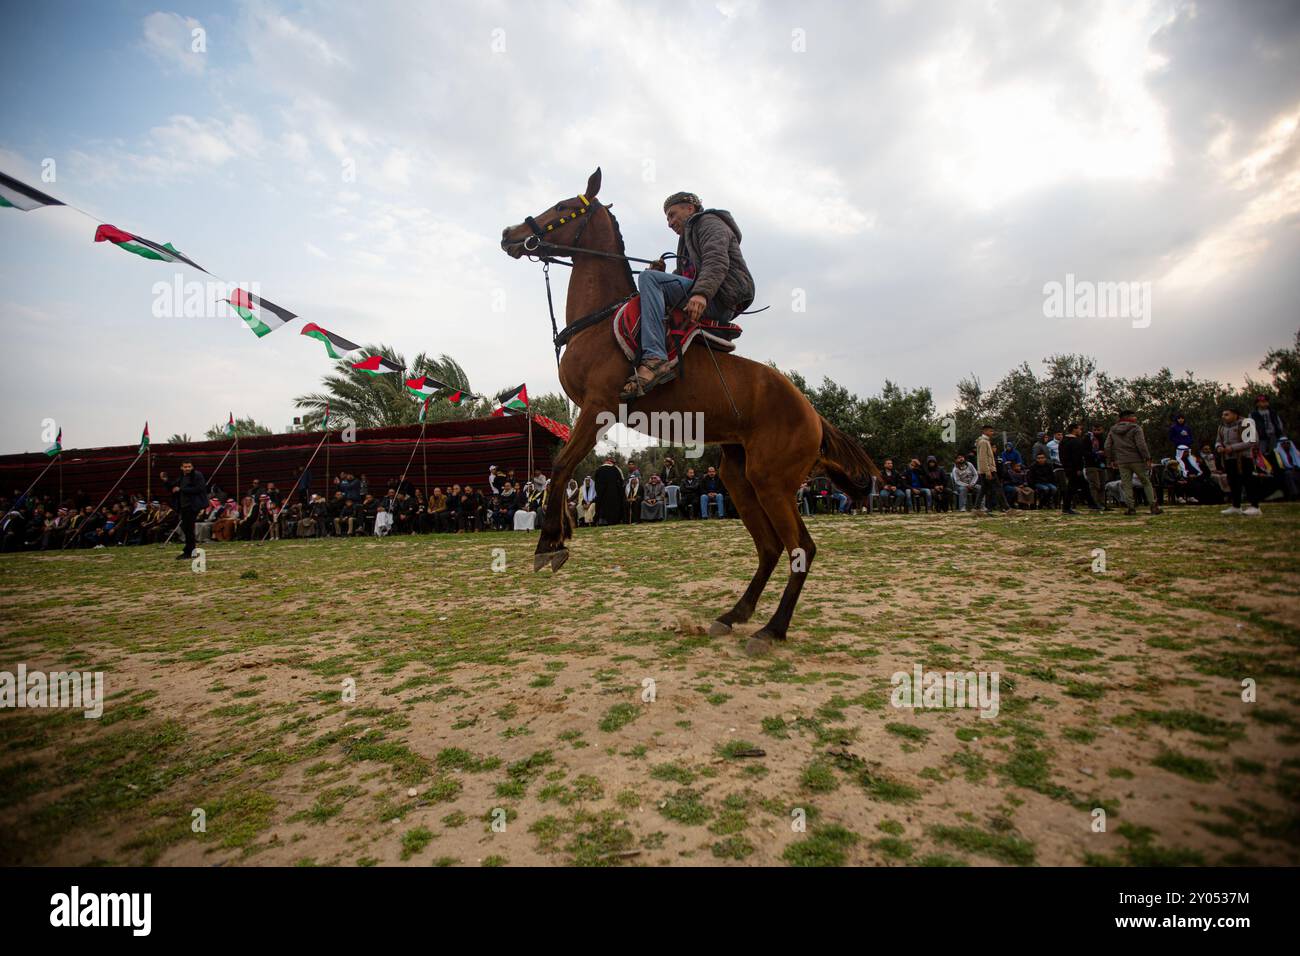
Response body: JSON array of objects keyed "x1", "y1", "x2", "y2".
[
  {"x1": 174, "y1": 460, "x2": 207, "y2": 559},
  {"x1": 622, "y1": 191, "x2": 756, "y2": 401},
  {"x1": 1104, "y1": 412, "x2": 1161, "y2": 515},
  {"x1": 1058, "y1": 424, "x2": 1096, "y2": 514},
  {"x1": 593, "y1": 458, "x2": 624, "y2": 526},
  {"x1": 1251, "y1": 395, "x2": 1285, "y2": 458}
]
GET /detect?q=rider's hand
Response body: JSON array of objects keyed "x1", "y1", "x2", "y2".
[
  {"x1": 685, "y1": 294, "x2": 707, "y2": 322},
  {"x1": 648, "y1": 259, "x2": 666, "y2": 272}
]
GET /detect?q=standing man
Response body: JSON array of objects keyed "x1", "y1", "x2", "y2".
[
  {"x1": 1058, "y1": 423, "x2": 1095, "y2": 515},
  {"x1": 975, "y1": 425, "x2": 1008, "y2": 513},
  {"x1": 1084, "y1": 424, "x2": 1110, "y2": 511},
  {"x1": 174, "y1": 460, "x2": 207, "y2": 559},
  {"x1": 1251, "y1": 395, "x2": 1285, "y2": 460},
  {"x1": 1104, "y1": 411, "x2": 1161, "y2": 516},
  {"x1": 1216, "y1": 406, "x2": 1262, "y2": 515},
  {"x1": 592, "y1": 456, "x2": 625, "y2": 527},
  {"x1": 624, "y1": 191, "x2": 755, "y2": 401}
]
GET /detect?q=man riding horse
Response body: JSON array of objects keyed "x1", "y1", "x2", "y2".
[{"x1": 623, "y1": 191, "x2": 755, "y2": 401}]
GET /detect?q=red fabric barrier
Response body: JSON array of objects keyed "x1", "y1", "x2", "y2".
[{"x1": 0, "y1": 415, "x2": 565, "y2": 504}]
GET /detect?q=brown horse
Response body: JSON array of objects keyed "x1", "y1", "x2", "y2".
[{"x1": 501, "y1": 168, "x2": 880, "y2": 656}]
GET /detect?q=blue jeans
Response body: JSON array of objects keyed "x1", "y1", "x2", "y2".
[
  {"x1": 700, "y1": 493, "x2": 725, "y2": 518},
  {"x1": 636, "y1": 270, "x2": 729, "y2": 361}
]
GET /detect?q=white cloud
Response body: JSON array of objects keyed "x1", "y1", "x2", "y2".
[{"x1": 142, "y1": 11, "x2": 206, "y2": 75}]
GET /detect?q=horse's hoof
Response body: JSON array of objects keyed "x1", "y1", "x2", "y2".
[
  {"x1": 533, "y1": 552, "x2": 550, "y2": 572},
  {"x1": 709, "y1": 620, "x2": 733, "y2": 637},
  {"x1": 744, "y1": 634, "x2": 774, "y2": 657},
  {"x1": 549, "y1": 548, "x2": 570, "y2": 572}
]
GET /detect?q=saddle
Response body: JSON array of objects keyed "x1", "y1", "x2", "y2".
[{"x1": 613, "y1": 294, "x2": 743, "y2": 365}]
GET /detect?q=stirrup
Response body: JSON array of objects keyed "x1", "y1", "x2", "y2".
[{"x1": 620, "y1": 359, "x2": 677, "y2": 401}]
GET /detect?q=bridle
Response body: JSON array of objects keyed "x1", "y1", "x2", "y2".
[{"x1": 516, "y1": 194, "x2": 658, "y2": 366}]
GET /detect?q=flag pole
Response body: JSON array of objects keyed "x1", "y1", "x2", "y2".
[
  {"x1": 527, "y1": 406, "x2": 534, "y2": 485},
  {"x1": 161, "y1": 432, "x2": 239, "y2": 548},
  {"x1": 396, "y1": 421, "x2": 425, "y2": 498},
  {"x1": 16, "y1": 453, "x2": 61, "y2": 509},
  {"x1": 422, "y1": 426, "x2": 429, "y2": 501},
  {"x1": 259, "y1": 427, "x2": 331, "y2": 542},
  {"x1": 64, "y1": 448, "x2": 146, "y2": 549},
  {"x1": 146, "y1": 445, "x2": 151, "y2": 505},
  {"x1": 235, "y1": 433, "x2": 241, "y2": 503}
]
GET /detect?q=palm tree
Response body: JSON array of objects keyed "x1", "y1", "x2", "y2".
[{"x1": 294, "y1": 347, "x2": 484, "y2": 428}]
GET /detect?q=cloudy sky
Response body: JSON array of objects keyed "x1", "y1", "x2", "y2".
[{"x1": 2, "y1": 0, "x2": 1298, "y2": 454}]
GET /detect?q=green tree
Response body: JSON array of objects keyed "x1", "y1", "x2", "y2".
[
  {"x1": 294, "y1": 349, "x2": 477, "y2": 428},
  {"x1": 167, "y1": 433, "x2": 192, "y2": 444},
  {"x1": 203, "y1": 417, "x2": 272, "y2": 441}
]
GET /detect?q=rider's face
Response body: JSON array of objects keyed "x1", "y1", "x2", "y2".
[{"x1": 665, "y1": 203, "x2": 696, "y2": 235}]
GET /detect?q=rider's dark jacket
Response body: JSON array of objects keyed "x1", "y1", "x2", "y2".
[{"x1": 674, "y1": 209, "x2": 755, "y2": 315}]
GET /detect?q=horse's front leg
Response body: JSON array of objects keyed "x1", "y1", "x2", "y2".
[{"x1": 533, "y1": 402, "x2": 609, "y2": 571}]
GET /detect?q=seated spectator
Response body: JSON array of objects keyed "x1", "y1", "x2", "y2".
[
  {"x1": 428, "y1": 486, "x2": 449, "y2": 532},
  {"x1": 796, "y1": 479, "x2": 814, "y2": 516},
  {"x1": 1273, "y1": 436, "x2": 1300, "y2": 500},
  {"x1": 906, "y1": 458, "x2": 931, "y2": 513},
  {"x1": 1159, "y1": 458, "x2": 1190, "y2": 504},
  {"x1": 923, "y1": 456, "x2": 950, "y2": 512},
  {"x1": 625, "y1": 475, "x2": 643, "y2": 524},
  {"x1": 373, "y1": 503, "x2": 393, "y2": 537},
  {"x1": 642, "y1": 475, "x2": 666, "y2": 522},
  {"x1": 698, "y1": 466, "x2": 725, "y2": 519},
  {"x1": 565, "y1": 479, "x2": 580, "y2": 527},
  {"x1": 1004, "y1": 462, "x2": 1034, "y2": 509},
  {"x1": 951, "y1": 454, "x2": 978, "y2": 512},
  {"x1": 680, "y1": 468, "x2": 701, "y2": 519},
  {"x1": 877, "y1": 459, "x2": 908, "y2": 511},
  {"x1": 1025, "y1": 453, "x2": 1058, "y2": 508},
  {"x1": 579, "y1": 477, "x2": 597, "y2": 526}
]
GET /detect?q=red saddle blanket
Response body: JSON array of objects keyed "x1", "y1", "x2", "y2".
[{"x1": 613, "y1": 295, "x2": 742, "y2": 364}]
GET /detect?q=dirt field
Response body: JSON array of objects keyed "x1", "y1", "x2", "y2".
[{"x1": 2, "y1": 504, "x2": 1298, "y2": 867}]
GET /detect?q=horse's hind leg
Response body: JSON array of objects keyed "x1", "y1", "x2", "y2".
[
  {"x1": 710, "y1": 443, "x2": 782, "y2": 636},
  {"x1": 746, "y1": 480, "x2": 818, "y2": 657}
]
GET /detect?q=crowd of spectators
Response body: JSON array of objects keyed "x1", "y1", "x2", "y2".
[{"x1": 3, "y1": 398, "x2": 1295, "y2": 553}]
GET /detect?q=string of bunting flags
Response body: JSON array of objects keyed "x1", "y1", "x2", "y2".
[{"x1": 0, "y1": 167, "x2": 506, "y2": 411}]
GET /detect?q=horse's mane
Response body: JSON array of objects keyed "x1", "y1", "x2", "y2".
[{"x1": 602, "y1": 204, "x2": 637, "y2": 294}]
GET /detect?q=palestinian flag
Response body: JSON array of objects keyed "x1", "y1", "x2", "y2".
[
  {"x1": 323, "y1": 403, "x2": 330, "y2": 429},
  {"x1": 404, "y1": 375, "x2": 452, "y2": 400},
  {"x1": 448, "y1": 390, "x2": 465, "y2": 406},
  {"x1": 418, "y1": 397, "x2": 431, "y2": 423},
  {"x1": 0, "y1": 170, "x2": 64, "y2": 211},
  {"x1": 44, "y1": 427, "x2": 62, "y2": 457},
  {"x1": 350, "y1": 354, "x2": 403, "y2": 376},
  {"x1": 139, "y1": 423, "x2": 150, "y2": 454},
  {"x1": 225, "y1": 413, "x2": 236, "y2": 437},
  {"x1": 301, "y1": 322, "x2": 362, "y2": 360},
  {"x1": 94, "y1": 224, "x2": 209, "y2": 273},
  {"x1": 224, "y1": 288, "x2": 297, "y2": 338},
  {"x1": 492, "y1": 383, "x2": 529, "y2": 416}
]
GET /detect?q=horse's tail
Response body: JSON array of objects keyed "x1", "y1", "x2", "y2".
[{"x1": 816, "y1": 416, "x2": 881, "y2": 505}]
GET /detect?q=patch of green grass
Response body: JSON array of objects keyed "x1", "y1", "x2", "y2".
[
  {"x1": 599, "y1": 703, "x2": 640, "y2": 733},
  {"x1": 1153, "y1": 749, "x2": 1218, "y2": 783},
  {"x1": 658, "y1": 788, "x2": 712, "y2": 826},
  {"x1": 929, "y1": 825, "x2": 1035, "y2": 865},
  {"x1": 783, "y1": 825, "x2": 860, "y2": 867}
]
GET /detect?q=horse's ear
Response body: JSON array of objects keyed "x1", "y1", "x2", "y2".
[{"x1": 585, "y1": 167, "x2": 602, "y2": 199}]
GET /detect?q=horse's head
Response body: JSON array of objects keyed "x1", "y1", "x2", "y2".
[{"x1": 500, "y1": 167, "x2": 602, "y2": 258}]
